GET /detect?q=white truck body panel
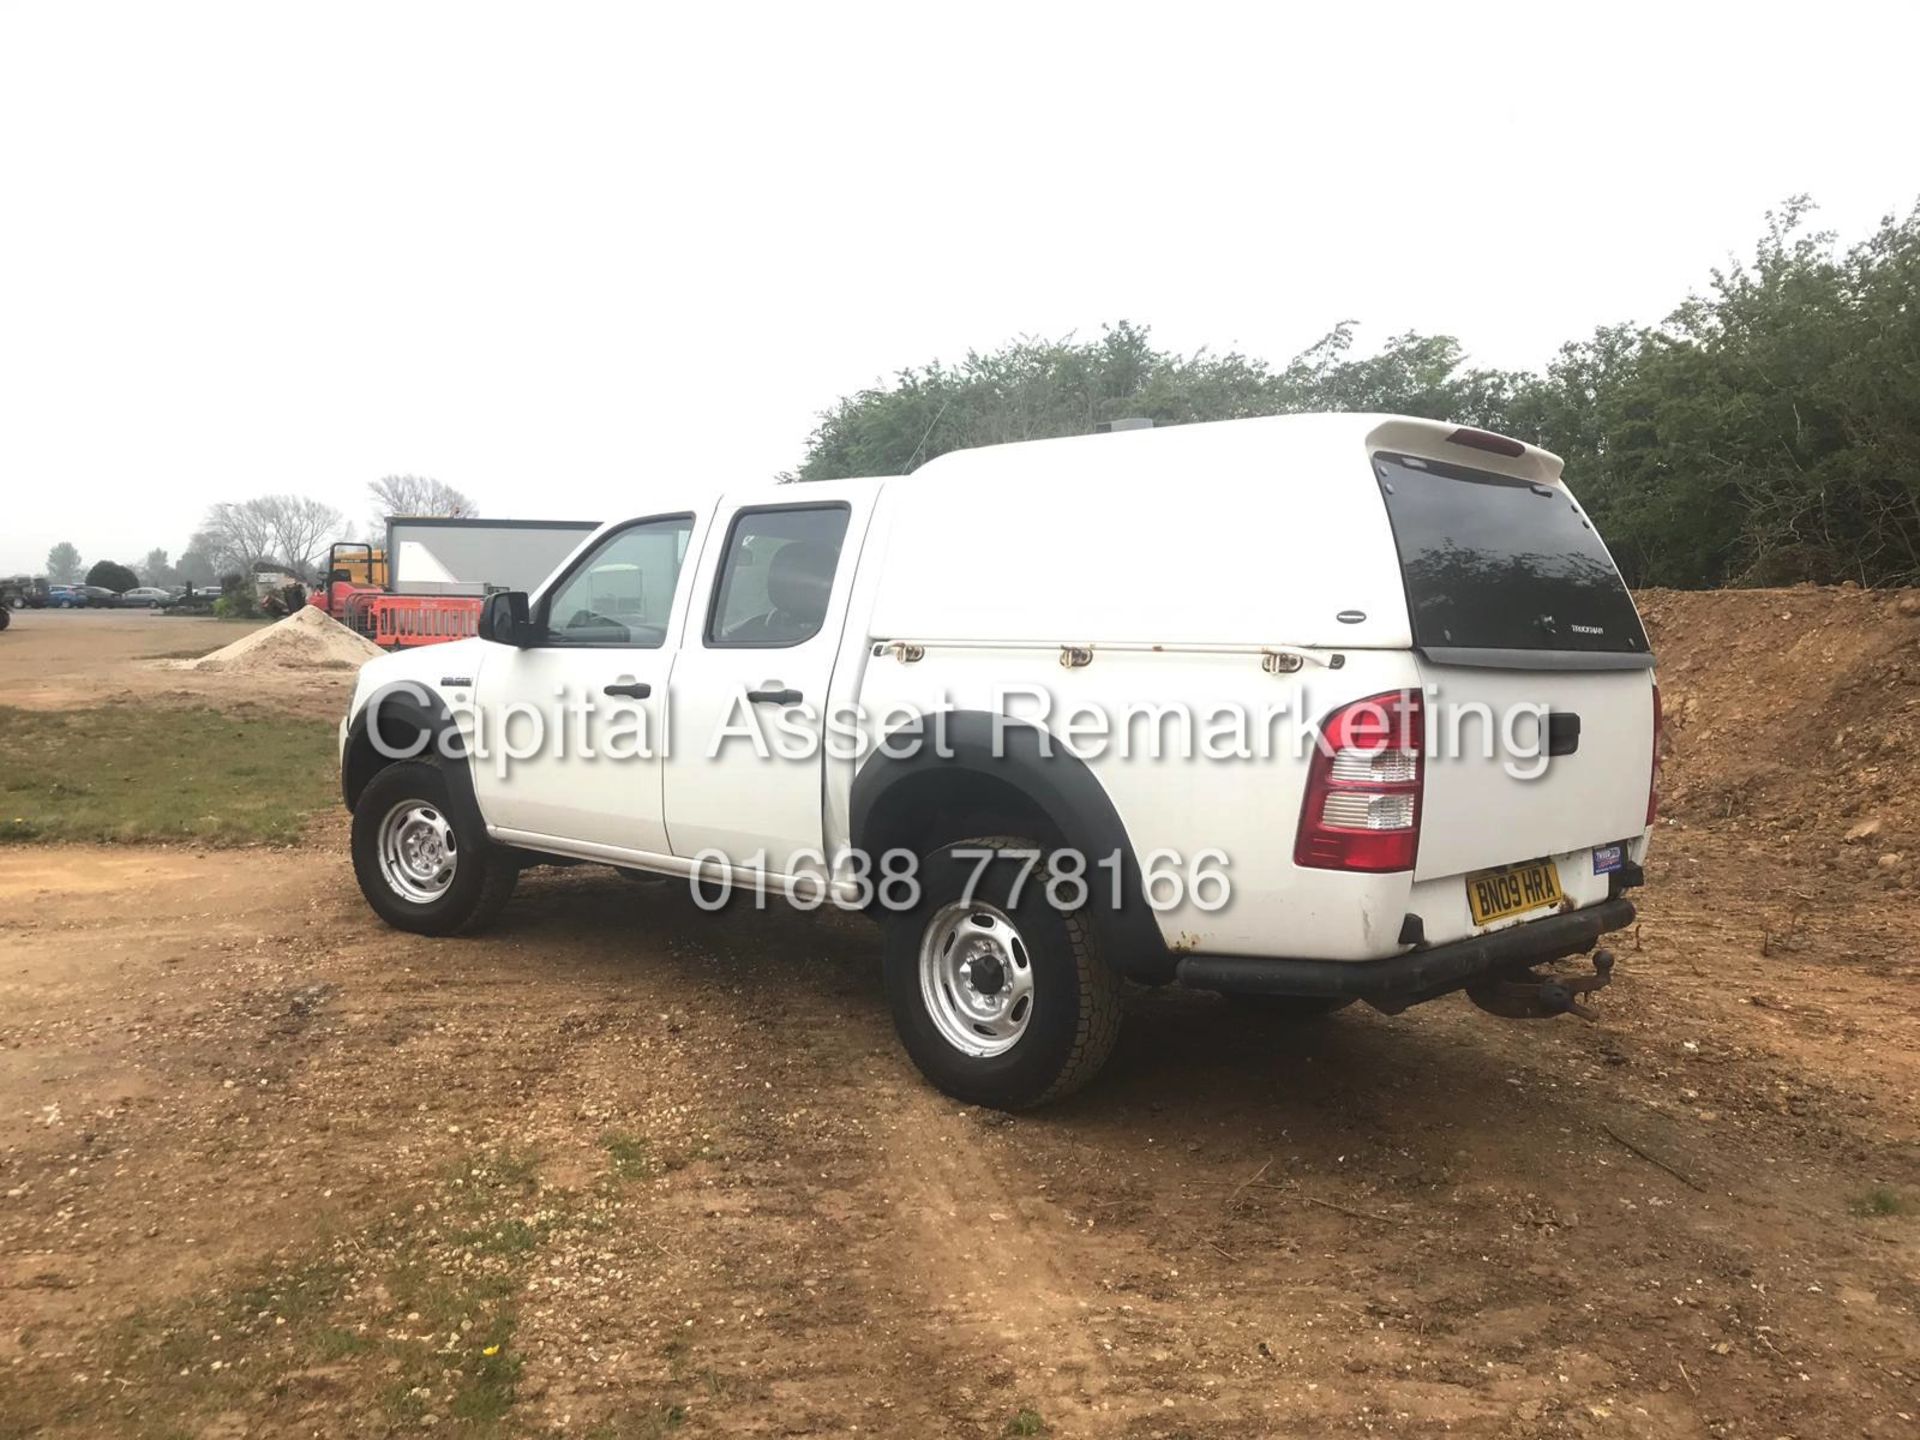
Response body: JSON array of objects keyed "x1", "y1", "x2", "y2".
[{"x1": 346, "y1": 412, "x2": 1655, "y2": 966}]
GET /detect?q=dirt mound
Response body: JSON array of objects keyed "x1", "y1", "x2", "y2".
[
  {"x1": 180, "y1": 605, "x2": 384, "y2": 673},
  {"x1": 1639, "y1": 584, "x2": 1920, "y2": 863}
]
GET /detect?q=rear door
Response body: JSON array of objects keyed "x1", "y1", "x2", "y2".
[
  {"x1": 663, "y1": 485, "x2": 875, "y2": 877},
  {"x1": 1368, "y1": 448, "x2": 1656, "y2": 883}
]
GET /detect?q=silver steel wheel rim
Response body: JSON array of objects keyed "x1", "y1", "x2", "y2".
[
  {"x1": 377, "y1": 800, "x2": 458, "y2": 904},
  {"x1": 919, "y1": 901, "x2": 1035, "y2": 1058}
]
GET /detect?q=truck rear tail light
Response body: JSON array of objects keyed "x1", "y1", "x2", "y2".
[
  {"x1": 1295, "y1": 690, "x2": 1424, "y2": 872},
  {"x1": 1647, "y1": 682, "x2": 1663, "y2": 825}
]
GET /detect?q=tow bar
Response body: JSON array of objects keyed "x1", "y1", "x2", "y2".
[{"x1": 1467, "y1": 949, "x2": 1615, "y2": 1021}]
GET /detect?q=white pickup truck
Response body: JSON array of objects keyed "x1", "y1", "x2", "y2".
[{"x1": 340, "y1": 414, "x2": 1658, "y2": 1108}]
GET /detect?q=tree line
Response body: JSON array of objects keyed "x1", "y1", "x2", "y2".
[
  {"x1": 41, "y1": 475, "x2": 475, "y2": 591},
  {"x1": 796, "y1": 198, "x2": 1920, "y2": 589}
]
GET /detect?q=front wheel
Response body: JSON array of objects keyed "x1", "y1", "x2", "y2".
[
  {"x1": 884, "y1": 838, "x2": 1122, "y2": 1109},
  {"x1": 350, "y1": 761, "x2": 518, "y2": 935}
]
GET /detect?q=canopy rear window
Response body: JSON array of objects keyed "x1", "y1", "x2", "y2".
[{"x1": 1373, "y1": 451, "x2": 1648, "y2": 663}]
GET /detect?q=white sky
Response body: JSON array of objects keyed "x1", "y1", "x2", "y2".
[{"x1": 3, "y1": 0, "x2": 1916, "y2": 576}]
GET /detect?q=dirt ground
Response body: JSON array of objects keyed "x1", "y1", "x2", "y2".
[
  {"x1": 0, "y1": 609, "x2": 351, "y2": 716},
  {"x1": 1, "y1": 603, "x2": 1917, "y2": 1439}
]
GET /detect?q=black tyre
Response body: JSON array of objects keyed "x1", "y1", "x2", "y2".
[
  {"x1": 884, "y1": 837, "x2": 1122, "y2": 1109},
  {"x1": 350, "y1": 761, "x2": 518, "y2": 936}
]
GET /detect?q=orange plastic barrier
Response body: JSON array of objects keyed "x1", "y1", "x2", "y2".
[
  {"x1": 370, "y1": 595, "x2": 484, "y2": 648},
  {"x1": 337, "y1": 589, "x2": 383, "y2": 640}
]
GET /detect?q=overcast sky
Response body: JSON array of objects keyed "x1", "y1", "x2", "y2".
[{"x1": 3, "y1": 0, "x2": 1915, "y2": 576}]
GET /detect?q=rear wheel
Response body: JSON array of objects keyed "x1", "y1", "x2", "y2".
[
  {"x1": 885, "y1": 838, "x2": 1122, "y2": 1109},
  {"x1": 351, "y1": 761, "x2": 517, "y2": 935}
]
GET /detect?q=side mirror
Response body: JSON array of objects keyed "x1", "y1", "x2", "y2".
[{"x1": 478, "y1": 591, "x2": 533, "y2": 646}]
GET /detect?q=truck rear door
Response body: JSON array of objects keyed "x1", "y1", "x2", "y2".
[
  {"x1": 1369, "y1": 447, "x2": 1657, "y2": 890},
  {"x1": 662, "y1": 483, "x2": 878, "y2": 879}
]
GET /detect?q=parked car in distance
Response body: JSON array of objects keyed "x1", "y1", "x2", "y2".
[
  {"x1": 46, "y1": 585, "x2": 83, "y2": 607},
  {"x1": 159, "y1": 586, "x2": 220, "y2": 615},
  {"x1": 338, "y1": 413, "x2": 1659, "y2": 1108},
  {"x1": 2, "y1": 576, "x2": 48, "y2": 610},
  {"x1": 118, "y1": 586, "x2": 173, "y2": 608}
]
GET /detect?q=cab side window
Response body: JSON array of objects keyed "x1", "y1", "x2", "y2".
[
  {"x1": 538, "y1": 515, "x2": 693, "y2": 647},
  {"x1": 706, "y1": 504, "x2": 850, "y2": 647}
]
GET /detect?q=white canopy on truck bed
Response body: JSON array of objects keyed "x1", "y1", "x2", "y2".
[{"x1": 865, "y1": 413, "x2": 1570, "y2": 651}]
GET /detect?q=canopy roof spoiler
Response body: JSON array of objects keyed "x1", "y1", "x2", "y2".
[{"x1": 1364, "y1": 416, "x2": 1564, "y2": 486}]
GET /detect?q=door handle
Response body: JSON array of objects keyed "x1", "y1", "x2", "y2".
[
  {"x1": 603, "y1": 682, "x2": 652, "y2": 699},
  {"x1": 746, "y1": 687, "x2": 803, "y2": 705}
]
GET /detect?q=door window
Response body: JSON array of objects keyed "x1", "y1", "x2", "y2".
[
  {"x1": 706, "y1": 504, "x2": 850, "y2": 647},
  {"x1": 537, "y1": 515, "x2": 693, "y2": 647}
]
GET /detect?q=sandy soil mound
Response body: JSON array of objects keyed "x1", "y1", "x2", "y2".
[
  {"x1": 181, "y1": 604, "x2": 385, "y2": 673},
  {"x1": 1639, "y1": 584, "x2": 1920, "y2": 862}
]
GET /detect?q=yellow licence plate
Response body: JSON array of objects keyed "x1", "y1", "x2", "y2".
[{"x1": 1466, "y1": 859, "x2": 1564, "y2": 926}]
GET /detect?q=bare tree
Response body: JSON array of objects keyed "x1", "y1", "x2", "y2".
[
  {"x1": 201, "y1": 495, "x2": 343, "y2": 581},
  {"x1": 257, "y1": 495, "x2": 343, "y2": 581},
  {"x1": 367, "y1": 475, "x2": 476, "y2": 538},
  {"x1": 201, "y1": 501, "x2": 279, "y2": 575}
]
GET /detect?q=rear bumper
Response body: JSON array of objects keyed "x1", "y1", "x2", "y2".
[{"x1": 1174, "y1": 898, "x2": 1635, "y2": 1012}]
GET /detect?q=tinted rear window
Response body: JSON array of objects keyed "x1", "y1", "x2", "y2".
[{"x1": 1373, "y1": 451, "x2": 1647, "y2": 655}]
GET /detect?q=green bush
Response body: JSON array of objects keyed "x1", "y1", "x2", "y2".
[{"x1": 216, "y1": 572, "x2": 258, "y2": 619}]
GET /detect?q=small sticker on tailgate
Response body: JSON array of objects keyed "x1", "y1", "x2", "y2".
[{"x1": 1592, "y1": 843, "x2": 1624, "y2": 875}]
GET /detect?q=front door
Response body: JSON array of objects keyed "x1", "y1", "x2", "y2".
[
  {"x1": 663, "y1": 497, "x2": 864, "y2": 878},
  {"x1": 472, "y1": 512, "x2": 698, "y2": 856}
]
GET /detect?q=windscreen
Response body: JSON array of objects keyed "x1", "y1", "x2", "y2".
[{"x1": 1373, "y1": 451, "x2": 1648, "y2": 657}]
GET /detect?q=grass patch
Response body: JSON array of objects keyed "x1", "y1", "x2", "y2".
[
  {"x1": 1006, "y1": 1410, "x2": 1049, "y2": 1436},
  {"x1": 602, "y1": 1131, "x2": 656, "y2": 1181},
  {"x1": 226, "y1": 1258, "x2": 352, "y2": 1328},
  {"x1": 599, "y1": 1131, "x2": 720, "y2": 1184},
  {"x1": 0, "y1": 704, "x2": 338, "y2": 845},
  {"x1": 451, "y1": 1215, "x2": 552, "y2": 1258},
  {"x1": 70, "y1": 1146, "x2": 562, "y2": 1439},
  {"x1": 312, "y1": 1326, "x2": 373, "y2": 1360},
  {"x1": 1851, "y1": 1186, "x2": 1907, "y2": 1218}
]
